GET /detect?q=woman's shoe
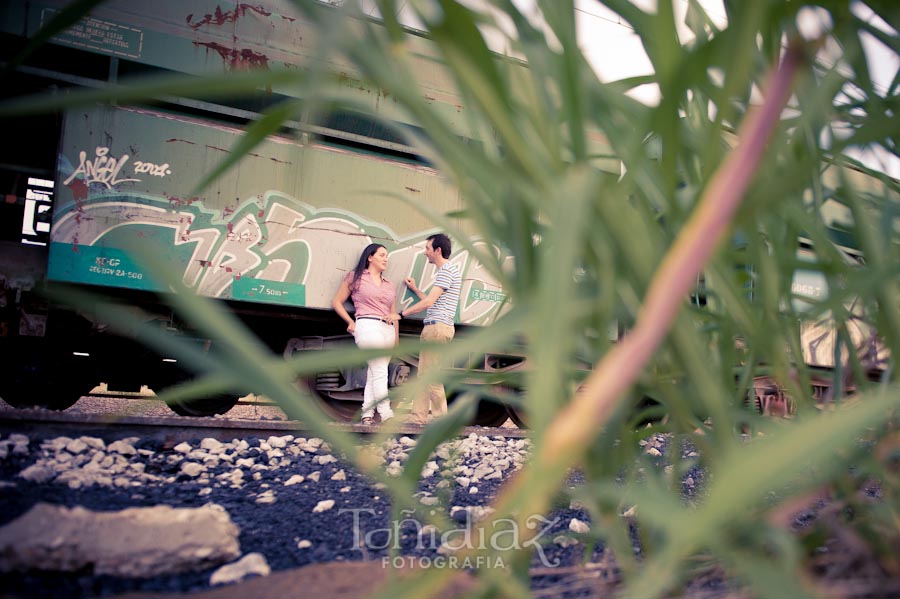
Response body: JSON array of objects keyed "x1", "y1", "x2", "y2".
[{"x1": 361, "y1": 416, "x2": 375, "y2": 425}]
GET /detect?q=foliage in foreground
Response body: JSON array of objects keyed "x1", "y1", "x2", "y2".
[{"x1": 6, "y1": 1, "x2": 900, "y2": 597}]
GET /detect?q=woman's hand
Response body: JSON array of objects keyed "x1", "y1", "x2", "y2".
[
  {"x1": 387, "y1": 312, "x2": 402, "y2": 325},
  {"x1": 346, "y1": 321, "x2": 356, "y2": 334}
]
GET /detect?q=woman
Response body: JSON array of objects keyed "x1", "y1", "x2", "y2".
[{"x1": 331, "y1": 243, "x2": 399, "y2": 424}]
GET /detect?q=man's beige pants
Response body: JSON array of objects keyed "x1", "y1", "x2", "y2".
[{"x1": 408, "y1": 322, "x2": 455, "y2": 424}]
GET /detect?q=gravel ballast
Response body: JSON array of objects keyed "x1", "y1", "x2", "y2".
[{"x1": 0, "y1": 408, "x2": 703, "y2": 599}]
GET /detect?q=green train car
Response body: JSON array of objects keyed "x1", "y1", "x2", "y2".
[
  {"x1": 0, "y1": 0, "x2": 521, "y2": 424},
  {"x1": 0, "y1": 1, "x2": 892, "y2": 424}
]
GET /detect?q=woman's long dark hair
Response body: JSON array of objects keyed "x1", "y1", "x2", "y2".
[{"x1": 350, "y1": 243, "x2": 386, "y2": 290}]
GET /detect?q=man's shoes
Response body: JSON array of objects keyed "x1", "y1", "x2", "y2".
[{"x1": 360, "y1": 417, "x2": 375, "y2": 426}]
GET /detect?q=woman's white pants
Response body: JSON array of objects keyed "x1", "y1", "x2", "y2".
[{"x1": 353, "y1": 319, "x2": 395, "y2": 419}]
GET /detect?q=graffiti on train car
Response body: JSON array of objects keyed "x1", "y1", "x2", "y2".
[{"x1": 47, "y1": 189, "x2": 512, "y2": 326}]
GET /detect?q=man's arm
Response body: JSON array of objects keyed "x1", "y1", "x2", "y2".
[{"x1": 401, "y1": 285, "x2": 444, "y2": 317}]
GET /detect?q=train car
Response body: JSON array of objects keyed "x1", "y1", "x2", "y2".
[
  {"x1": 0, "y1": 0, "x2": 523, "y2": 425},
  {"x1": 0, "y1": 1, "x2": 891, "y2": 425}
]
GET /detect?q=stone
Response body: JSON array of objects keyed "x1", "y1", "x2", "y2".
[
  {"x1": 107, "y1": 439, "x2": 137, "y2": 455},
  {"x1": 18, "y1": 464, "x2": 56, "y2": 484},
  {"x1": 210, "y1": 552, "x2": 270, "y2": 586},
  {"x1": 181, "y1": 462, "x2": 205, "y2": 477},
  {"x1": 64, "y1": 439, "x2": 88, "y2": 454},
  {"x1": 569, "y1": 518, "x2": 590, "y2": 534},
  {"x1": 0, "y1": 503, "x2": 240, "y2": 577}
]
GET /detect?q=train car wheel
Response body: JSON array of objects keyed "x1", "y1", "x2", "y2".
[
  {"x1": 165, "y1": 394, "x2": 239, "y2": 417},
  {"x1": 1, "y1": 348, "x2": 91, "y2": 411},
  {"x1": 507, "y1": 406, "x2": 528, "y2": 429},
  {"x1": 470, "y1": 398, "x2": 511, "y2": 427},
  {"x1": 311, "y1": 393, "x2": 360, "y2": 422},
  {"x1": 301, "y1": 377, "x2": 360, "y2": 422}
]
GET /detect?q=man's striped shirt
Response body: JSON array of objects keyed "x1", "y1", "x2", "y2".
[{"x1": 425, "y1": 263, "x2": 461, "y2": 325}]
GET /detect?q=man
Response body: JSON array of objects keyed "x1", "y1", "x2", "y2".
[{"x1": 396, "y1": 233, "x2": 461, "y2": 425}]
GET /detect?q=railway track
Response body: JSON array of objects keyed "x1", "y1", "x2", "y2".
[{"x1": 0, "y1": 396, "x2": 528, "y2": 444}]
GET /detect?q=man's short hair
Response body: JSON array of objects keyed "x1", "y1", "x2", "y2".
[{"x1": 427, "y1": 233, "x2": 452, "y2": 259}]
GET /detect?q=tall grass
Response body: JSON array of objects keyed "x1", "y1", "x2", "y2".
[{"x1": 4, "y1": 1, "x2": 900, "y2": 597}]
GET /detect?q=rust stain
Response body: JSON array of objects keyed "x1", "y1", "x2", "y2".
[
  {"x1": 207, "y1": 144, "x2": 230, "y2": 153},
  {"x1": 405, "y1": 187, "x2": 420, "y2": 193},
  {"x1": 186, "y1": 4, "x2": 272, "y2": 30},
  {"x1": 246, "y1": 151, "x2": 291, "y2": 165},
  {"x1": 166, "y1": 195, "x2": 201, "y2": 209},
  {"x1": 67, "y1": 179, "x2": 88, "y2": 202},
  {"x1": 166, "y1": 138, "x2": 197, "y2": 145},
  {"x1": 193, "y1": 41, "x2": 270, "y2": 71}
]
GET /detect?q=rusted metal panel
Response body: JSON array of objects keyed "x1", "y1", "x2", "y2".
[
  {"x1": 47, "y1": 105, "x2": 511, "y2": 325},
  {"x1": 0, "y1": 1, "x2": 476, "y2": 139}
]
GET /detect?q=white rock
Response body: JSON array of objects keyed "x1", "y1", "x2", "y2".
[
  {"x1": 267, "y1": 435, "x2": 291, "y2": 449},
  {"x1": 312, "y1": 500, "x2": 335, "y2": 513},
  {"x1": 307, "y1": 471, "x2": 321, "y2": 482},
  {"x1": 284, "y1": 475, "x2": 305, "y2": 486},
  {"x1": 330, "y1": 469, "x2": 346, "y2": 481},
  {"x1": 180, "y1": 463, "x2": 205, "y2": 478},
  {"x1": 554, "y1": 535, "x2": 579, "y2": 548},
  {"x1": 200, "y1": 438, "x2": 224, "y2": 452},
  {"x1": 209, "y1": 552, "x2": 270, "y2": 586},
  {"x1": 255, "y1": 490, "x2": 277, "y2": 505},
  {"x1": 65, "y1": 439, "x2": 89, "y2": 454},
  {"x1": 107, "y1": 440, "x2": 136, "y2": 455},
  {"x1": 0, "y1": 503, "x2": 240, "y2": 577},
  {"x1": 569, "y1": 518, "x2": 590, "y2": 534},
  {"x1": 297, "y1": 540, "x2": 312, "y2": 549},
  {"x1": 18, "y1": 464, "x2": 56, "y2": 483},
  {"x1": 173, "y1": 442, "x2": 193, "y2": 454},
  {"x1": 472, "y1": 464, "x2": 494, "y2": 480}
]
